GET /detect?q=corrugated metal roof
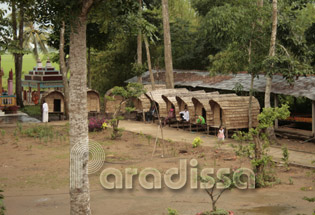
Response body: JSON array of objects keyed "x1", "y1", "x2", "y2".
[{"x1": 125, "y1": 70, "x2": 315, "y2": 101}]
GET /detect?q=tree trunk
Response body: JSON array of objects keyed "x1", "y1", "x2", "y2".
[
  {"x1": 59, "y1": 21, "x2": 69, "y2": 120},
  {"x1": 248, "y1": 37, "x2": 253, "y2": 129},
  {"x1": 144, "y1": 36, "x2": 155, "y2": 90},
  {"x1": 265, "y1": 0, "x2": 278, "y2": 141},
  {"x1": 69, "y1": 1, "x2": 93, "y2": 214},
  {"x1": 12, "y1": 0, "x2": 18, "y2": 101},
  {"x1": 249, "y1": 0, "x2": 264, "y2": 128},
  {"x1": 265, "y1": 0, "x2": 277, "y2": 109},
  {"x1": 254, "y1": 135, "x2": 264, "y2": 187},
  {"x1": 16, "y1": 3, "x2": 24, "y2": 108},
  {"x1": 87, "y1": 45, "x2": 91, "y2": 88},
  {"x1": 162, "y1": 0, "x2": 174, "y2": 89},
  {"x1": 137, "y1": 0, "x2": 143, "y2": 83},
  {"x1": 248, "y1": 74, "x2": 254, "y2": 129}
]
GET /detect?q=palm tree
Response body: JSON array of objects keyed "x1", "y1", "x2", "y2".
[{"x1": 23, "y1": 22, "x2": 48, "y2": 60}]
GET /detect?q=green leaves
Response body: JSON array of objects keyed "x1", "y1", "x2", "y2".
[
  {"x1": 0, "y1": 189, "x2": 5, "y2": 215},
  {"x1": 258, "y1": 104, "x2": 290, "y2": 130}
]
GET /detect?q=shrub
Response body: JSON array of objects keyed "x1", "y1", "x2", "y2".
[
  {"x1": 0, "y1": 189, "x2": 5, "y2": 215},
  {"x1": 192, "y1": 137, "x2": 203, "y2": 148},
  {"x1": 88, "y1": 117, "x2": 107, "y2": 132}
]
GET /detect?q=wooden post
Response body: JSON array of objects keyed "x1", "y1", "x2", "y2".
[
  {"x1": 312, "y1": 100, "x2": 315, "y2": 137},
  {"x1": 37, "y1": 83, "x2": 40, "y2": 95},
  {"x1": 274, "y1": 94, "x2": 278, "y2": 129},
  {"x1": 225, "y1": 128, "x2": 228, "y2": 139},
  {"x1": 29, "y1": 87, "x2": 31, "y2": 103}
]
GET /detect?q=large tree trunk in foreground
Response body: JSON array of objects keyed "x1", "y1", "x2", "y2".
[
  {"x1": 162, "y1": 0, "x2": 174, "y2": 89},
  {"x1": 144, "y1": 36, "x2": 155, "y2": 90},
  {"x1": 69, "y1": 1, "x2": 93, "y2": 214},
  {"x1": 59, "y1": 21, "x2": 69, "y2": 120}
]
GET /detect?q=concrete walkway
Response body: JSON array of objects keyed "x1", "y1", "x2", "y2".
[{"x1": 119, "y1": 120, "x2": 315, "y2": 169}]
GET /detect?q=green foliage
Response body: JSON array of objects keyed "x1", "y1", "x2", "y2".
[
  {"x1": 281, "y1": 146, "x2": 290, "y2": 170},
  {"x1": 109, "y1": 83, "x2": 145, "y2": 139},
  {"x1": 289, "y1": 176, "x2": 294, "y2": 185},
  {"x1": 131, "y1": 62, "x2": 147, "y2": 77},
  {"x1": 167, "y1": 208, "x2": 178, "y2": 215},
  {"x1": 0, "y1": 189, "x2": 5, "y2": 215},
  {"x1": 112, "y1": 83, "x2": 146, "y2": 100},
  {"x1": 192, "y1": 137, "x2": 203, "y2": 148},
  {"x1": 303, "y1": 196, "x2": 315, "y2": 202},
  {"x1": 1, "y1": 129, "x2": 5, "y2": 138},
  {"x1": 125, "y1": 107, "x2": 135, "y2": 113},
  {"x1": 232, "y1": 104, "x2": 290, "y2": 187},
  {"x1": 22, "y1": 125, "x2": 55, "y2": 143}
]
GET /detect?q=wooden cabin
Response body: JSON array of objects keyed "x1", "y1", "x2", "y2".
[
  {"x1": 209, "y1": 96, "x2": 260, "y2": 131},
  {"x1": 41, "y1": 90, "x2": 64, "y2": 113},
  {"x1": 41, "y1": 90, "x2": 65, "y2": 120},
  {"x1": 87, "y1": 89, "x2": 100, "y2": 113}
]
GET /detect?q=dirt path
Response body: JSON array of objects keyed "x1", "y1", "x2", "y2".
[
  {"x1": 119, "y1": 120, "x2": 315, "y2": 168},
  {"x1": 1, "y1": 120, "x2": 314, "y2": 215}
]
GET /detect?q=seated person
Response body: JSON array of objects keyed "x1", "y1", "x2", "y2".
[
  {"x1": 145, "y1": 105, "x2": 156, "y2": 122},
  {"x1": 164, "y1": 108, "x2": 175, "y2": 126},
  {"x1": 195, "y1": 115, "x2": 205, "y2": 125},
  {"x1": 179, "y1": 108, "x2": 190, "y2": 122}
]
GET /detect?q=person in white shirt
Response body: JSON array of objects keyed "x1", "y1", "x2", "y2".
[
  {"x1": 179, "y1": 108, "x2": 189, "y2": 122},
  {"x1": 42, "y1": 100, "x2": 49, "y2": 123}
]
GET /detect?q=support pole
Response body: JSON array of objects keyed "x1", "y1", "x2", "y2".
[
  {"x1": 274, "y1": 94, "x2": 278, "y2": 129},
  {"x1": 312, "y1": 100, "x2": 315, "y2": 137}
]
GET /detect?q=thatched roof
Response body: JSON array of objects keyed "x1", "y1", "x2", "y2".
[
  {"x1": 192, "y1": 94, "x2": 237, "y2": 125},
  {"x1": 87, "y1": 89, "x2": 100, "y2": 97},
  {"x1": 41, "y1": 90, "x2": 64, "y2": 100},
  {"x1": 126, "y1": 70, "x2": 315, "y2": 101},
  {"x1": 146, "y1": 88, "x2": 188, "y2": 117},
  {"x1": 209, "y1": 96, "x2": 260, "y2": 129}
]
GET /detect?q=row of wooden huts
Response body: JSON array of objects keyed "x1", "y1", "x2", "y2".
[
  {"x1": 105, "y1": 85, "x2": 261, "y2": 135},
  {"x1": 41, "y1": 89, "x2": 100, "y2": 118}
]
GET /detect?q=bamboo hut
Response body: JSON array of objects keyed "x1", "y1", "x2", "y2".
[
  {"x1": 163, "y1": 90, "x2": 206, "y2": 121},
  {"x1": 87, "y1": 89, "x2": 100, "y2": 113},
  {"x1": 146, "y1": 88, "x2": 188, "y2": 118},
  {"x1": 191, "y1": 93, "x2": 237, "y2": 132},
  {"x1": 41, "y1": 90, "x2": 64, "y2": 113},
  {"x1": 41, "y1": 90, "x2": 65, "y2": 120},
  {"x1": 175, "y1": 92, "x2": 219, "y2": 122},
  {"x1": 209, "y1": 96, "x2": 260, "y2": 132}
]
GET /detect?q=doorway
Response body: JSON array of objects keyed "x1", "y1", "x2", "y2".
[{"x1": 54, "y1": 99, "x2": 61, "y2": 112}]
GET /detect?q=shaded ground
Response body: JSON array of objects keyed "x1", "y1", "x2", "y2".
[{"x1": 0, "y1": 123, "x2": 314, "y2": 215}]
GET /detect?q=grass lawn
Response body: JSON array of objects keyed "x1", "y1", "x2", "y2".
[{"x1": 1, "y1": 53, "x2": 60, "y2": 89}]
